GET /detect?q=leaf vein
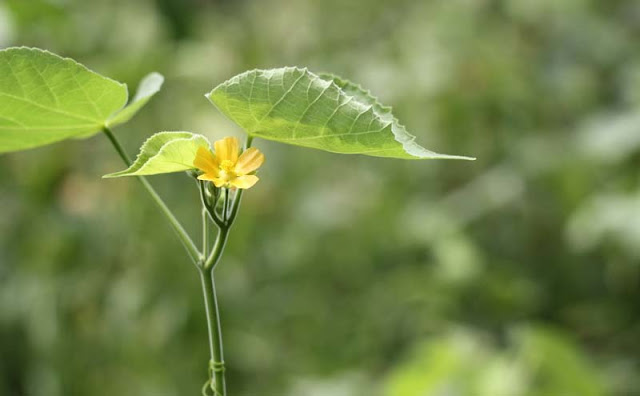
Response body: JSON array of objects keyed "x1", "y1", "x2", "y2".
[
  {"x1": 259, "y1": 69, "x2": 307, "y2": 123},
  {"x1": 0, "y1": 92, "x2": 98, "y2": 123},
  {"x1": 291, "y1": 79, "x2": 331, "y2": 139}
]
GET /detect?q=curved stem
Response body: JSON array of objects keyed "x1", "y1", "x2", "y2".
[
  {"x1": 227, "y1": 189, "x2": 244, "y2": 226},
  {"x1": 204, "y1": 227, "x2": 230, "y2": 270},
  {"x1": 102, "y1": 127, "x2": 200, "y2": 264},
  {"x1": 199, "y1": 181, "x2": 225, "y2": 228}
]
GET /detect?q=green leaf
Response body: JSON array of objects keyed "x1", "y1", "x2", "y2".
[
  {"x1": 103, "y1": 131, "x2": 210, "y2": 178},
  {"x1": 207, "y1": 67, "x2": 473, "y2": 160},
  {"x1": 0, "y1": 47, "x2": 163, "y2": 153}
]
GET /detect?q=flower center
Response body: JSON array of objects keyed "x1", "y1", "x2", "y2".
[{"x1": 219, "y1": 160, "x2": 235, "y2": 173}]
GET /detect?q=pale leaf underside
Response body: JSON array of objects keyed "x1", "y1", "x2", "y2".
[
  {"x1": 207, "y1": 67, "x2": 473, "y2": 160},
  {"x1": 103, "y1": 131, "x2": 210, "y2": 178}
]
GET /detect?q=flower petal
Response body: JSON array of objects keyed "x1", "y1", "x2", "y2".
[
  {"x1": 230, "y1": 175, "x2": 259, "y2": 189},
  {"x1": 211, "y1": 178, "x2": 227, "y2": 188},
  {"x1": 193, "y1": 146, "x2": 219, "y2": 175},
  {"x1": 198, "y1": 173, "x2": 227, "y2": 187},
  {"x1": 214, "y1": 137, "x2": 239, "y2": 163},
  {"x1": 234, "y1": 147, "x2": 265, "y2": 175}
]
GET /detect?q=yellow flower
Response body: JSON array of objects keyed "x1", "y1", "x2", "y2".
[{"x1": 193, "y1": 137, "x2": 265, "y2": 189}]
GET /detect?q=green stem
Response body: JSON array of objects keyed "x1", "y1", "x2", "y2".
[
  {"x1": 222, "y1": 188, "x2": 229, "y2": 222},
  {"x1": 205, "y1": 227, "x2": 230, "y2": 270},
  {"x1": 102, "y1": 127, "x2": 200, "y2": 264},
  {"x1": 202, "y1": 207, "x2": 210, "y2": 257},
  {"x1": 104, "y1": 129, "x2": 258, "y2": 395},
  {"x1": 199, "y1": 213, "x2": 230, "y2": 395},
  {"x1": 227, "y1": 189, "x2": 243, "y2": 226},
  {"x1": 198, "y1": 136, "x2": 256, "y2": 395},
  {"x1": 200, "y1": 225, "x2": 230, "y2": 395},
  {"x1": 199, "y1": 181, "x2": 225, "y2": 228},
  {"x1": 199, "y1": 183, "x2": 228, "y2": 395},
  {"x1": 199, "y1": 267, "x2": 226, "y2": 396}
]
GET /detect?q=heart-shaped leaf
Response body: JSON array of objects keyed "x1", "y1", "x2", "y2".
[
  {"x1": 207, "y1": 67, "x2": 473, "y2": 160},
  {"x1": 103, "y1": 131, "x2": 210, "y2": 178},
  {"x1": 0, "y1": 47, "x2": 163, "y2": 153}
]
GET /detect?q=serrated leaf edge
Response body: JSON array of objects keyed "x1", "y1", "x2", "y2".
[{"x1": 207, "y1": 67, "x2": 475, "y2": 160}]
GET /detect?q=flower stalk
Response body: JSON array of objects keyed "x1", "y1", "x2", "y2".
[
  {"x1": 196, "y1": 136, "x2": 257, "y2": 395},
  {"x1": 199, "y1": 264, "x2": 226, "y2": 395}
]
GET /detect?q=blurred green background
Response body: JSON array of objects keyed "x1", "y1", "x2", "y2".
[{"x1": 1, "y1": 0, "x2": 639, "y2": 395}]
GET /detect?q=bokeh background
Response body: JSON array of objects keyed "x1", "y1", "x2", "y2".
[{"x1": 1, "y1": 0, "x2": 639, "y2": 395}]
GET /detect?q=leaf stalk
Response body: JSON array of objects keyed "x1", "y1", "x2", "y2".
[{"x1": 102, "y1": 127, "x2": 200, "y2": 263}]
